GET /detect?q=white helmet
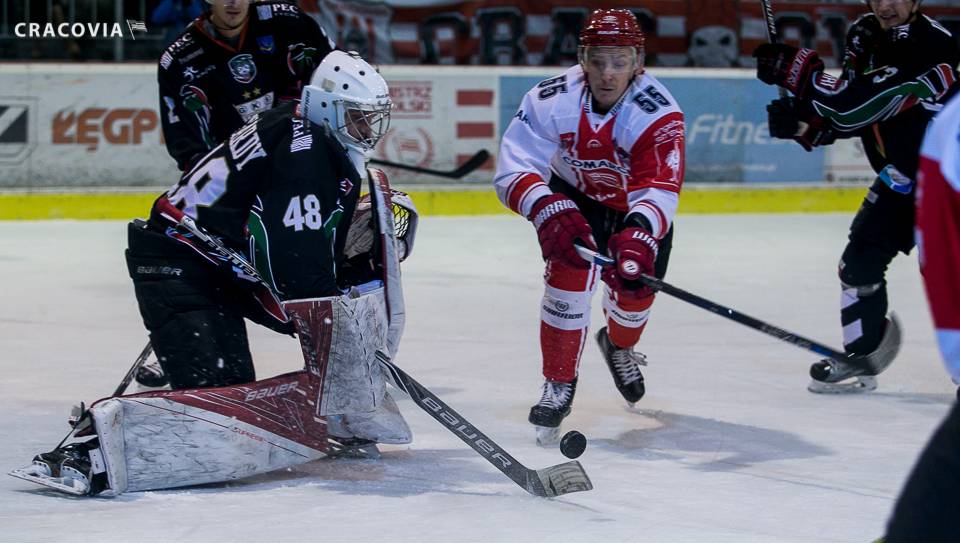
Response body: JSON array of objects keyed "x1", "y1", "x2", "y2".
[{"x1": 301, "y1": 50, "x2": 391, "y2": 155}]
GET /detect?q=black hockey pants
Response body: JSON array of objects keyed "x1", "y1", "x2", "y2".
[{"x1": 125, "y1": 221, "x2": 290, "y2": 389}]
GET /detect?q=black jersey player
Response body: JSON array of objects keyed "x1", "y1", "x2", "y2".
[
  {"x1": 129, "y1": 50, "x2": 391, "y2": 391},
  {"x1": 753, "y1": 0, "x2": 959, "y2": 392},
  {"x1": 158, "y1": 0, "x2": 335, "y2": 172}
]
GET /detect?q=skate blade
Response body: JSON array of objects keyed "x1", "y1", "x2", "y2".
[
  {"x1": 807, "y1": 375, "x2": 877, "y2": 394},
  {"x1": 535, "y1": 425, "x2": 561, "y2": 446},
  {"x1": 327, "y1": 437, "x2": 382, "y2": 459},
  {"x1": 8, "y1": 466, "x2": 89, "y2": 496}
]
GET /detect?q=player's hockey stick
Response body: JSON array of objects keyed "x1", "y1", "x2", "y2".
[
  {"x1": 759, "y1": 0, "x2": 789, "y2": 100},
  {"x1": 574, "y1": 244, "x2": 881, "y2": 372},
  {"x1": 112, "y1": 341, "x2": 154, "y2": 397},
  {"x1": 375, "y1": 351, "x2": 592, "y2": 498},
  {"x1": 155, "y1": 200, "x2": 591, "y2": 496},
  {"x1": 370, "y1": 150, "x2": 490, "y2": 179}
]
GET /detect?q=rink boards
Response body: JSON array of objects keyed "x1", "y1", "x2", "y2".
[{"x1": 0, "y1": 64, "x2": 874, "y2": 218}]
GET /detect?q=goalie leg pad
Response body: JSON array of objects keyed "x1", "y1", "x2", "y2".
[
  {"x1": 89, "y1": 372, "x2": 327, "y2": 495},
  {"x1": 284, "y1": 288, "x2": 390, "y2": 417},
  {"x1": 284, "y1": 288, "x2": 412, "y2": 443}
]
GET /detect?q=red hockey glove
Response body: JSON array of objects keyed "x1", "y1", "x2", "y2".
[
  {"x1": 602, "y1": 227, "x2": 658, "y2": 298},
  {"x1": 753, "y1": 43, "x2": 824, "y2": 99},
  {"x1": 527, "y1": 194, "x2": 596, "y2": 268}
]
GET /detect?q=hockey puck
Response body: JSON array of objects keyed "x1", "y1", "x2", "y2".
[{"x1": 559, "y1": 430, "x2": 587, "y2": 459}]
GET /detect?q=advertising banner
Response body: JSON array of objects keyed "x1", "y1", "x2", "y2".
[{"x1": 0, "y1": 64, "x2": 868, "y2": 189}]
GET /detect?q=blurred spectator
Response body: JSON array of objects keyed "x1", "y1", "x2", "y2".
[{"x1": 151, "y1": 0, "x2": 206, "y2": 46}]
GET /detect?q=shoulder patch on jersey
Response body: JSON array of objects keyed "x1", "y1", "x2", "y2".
[
  {"x1": 160, "y1": 51, "x2": 174, "y2": 70},
  {"x1": 257, "y1": 4, "x2": 273, "y2": 20},
  {"x1": 257, "y1": 35, "x2": 275, "y2": 53}
]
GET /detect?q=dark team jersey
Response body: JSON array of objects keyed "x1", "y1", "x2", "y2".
[
  {"x1": 150, "y1": 101, "x2": 361, "y2": 300},
  {"x1": 807, "y1": 13, "x2": 959, "y2": 178},
  {"x1": 158, "y1": 0, "x2": 335, "y2": 171}
]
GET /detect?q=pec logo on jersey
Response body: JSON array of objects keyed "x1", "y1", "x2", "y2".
[
  {"x1": 257, "y1": 35, "x2": 275, "y2": 54},
  {"x1": 229, "y1": 54, "x2": 257, "y2": 84}
]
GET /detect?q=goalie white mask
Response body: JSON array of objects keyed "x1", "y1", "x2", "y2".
[{"x1": 301, "y1": 50, "x2": 392, "y2": 157}]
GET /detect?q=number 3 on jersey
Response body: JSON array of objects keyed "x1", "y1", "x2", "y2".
[{"x1": 283, "y1": 194, "x2": 323, "y2": 231}]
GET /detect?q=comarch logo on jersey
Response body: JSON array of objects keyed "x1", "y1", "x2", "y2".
[{"x1": 14, "y1": 20, "x2": 147, "y2": 39}]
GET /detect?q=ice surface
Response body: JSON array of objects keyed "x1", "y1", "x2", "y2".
[{"x1": 0, "y1": 214, "x2": 953, "y2": 542}]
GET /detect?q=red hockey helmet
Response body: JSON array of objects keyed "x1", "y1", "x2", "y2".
[{"x1": 579, "y1": 9, "x2": 645, "y2": 52}]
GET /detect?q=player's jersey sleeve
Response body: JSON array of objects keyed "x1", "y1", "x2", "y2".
[
  {"x1": 256, "y1": 1, "x2": 336, "y2": 97},
  {"x1": 153, "y1": 108, "x2": 279, "y2": 247},
  {"x1": 158, "y1": 29, "x2": 217, "y2": 171},
  {"x1": 621, "y1": 76, "x2": 685, "y2": 239},
  {"x1": 625, "y1": 112, "x2": 684, "y2": 238},
  {"x1": 809, "y1": 17, "x2": 959, "y2": 133},
  {"x1": 493, "y1": 75, "x2": 565, "y2": 218},
  {"x1": 917, "y1": 94, "x2": 960, "y2": 384}
]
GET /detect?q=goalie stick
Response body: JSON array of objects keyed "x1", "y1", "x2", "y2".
[
  {"x1": 370, "y1": 150, "x2": 490, "y2": 179},
  {"x1": 376, "y1": 351, "x2": 592, "y2": 498},
  {"x1": 573, "y1": 243, "x2": 883, "y2": 374},
  {"x1": 154, "y1": 196, "x2": 592, "y2": 497}
]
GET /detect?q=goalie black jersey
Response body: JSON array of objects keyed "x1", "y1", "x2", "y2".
[
  {"x1": 150, "y1": 101, "x2": 361, "y2": 300},
  {"x1": 158, "y1": 0, "x2": 335, "y2": 171},
  {"x1": 809, "y1": 14, "x2": 959, "y2": 178}
]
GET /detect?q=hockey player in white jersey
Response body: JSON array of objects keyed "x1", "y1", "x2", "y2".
[{"x1": 493, "y1": 9, "x2": 685, "y2": 442}]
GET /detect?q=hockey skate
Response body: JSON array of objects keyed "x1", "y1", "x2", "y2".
[
  {"x1": 133, "y1": 355, "x2": 169, "y2": 391},
  {"x1": 808, "y1": 313, "x2": 902, "y2": 394},
  {"x1": 596, "y1": 327, "x2": 647, "y2": 406},
  {"x1": 529, "y1": 378, "x2": 577, "y2": 446},
  {"x1": 9, "y1": 439, "x2": 107, "y2": 496}
]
